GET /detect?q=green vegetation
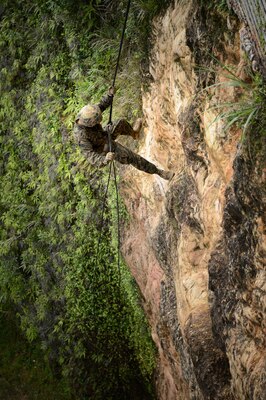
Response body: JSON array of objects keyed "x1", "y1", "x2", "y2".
[
  {"x1": 0, "y1": 0, "x2": 164, "y2": 398},
  {"x1": 204, "y1": 61, "x2": 266, "y2": 153},
  {"x1": 210, "y1": 69, "x2": 266, "y2": 137},
  {"x1": 202, "y1": 0, "x2": 230, "y2": 15}
]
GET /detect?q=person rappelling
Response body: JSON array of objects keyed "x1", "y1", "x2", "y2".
[{"x1": 74, "y1": 87, "x2": 174, "y2": 180}]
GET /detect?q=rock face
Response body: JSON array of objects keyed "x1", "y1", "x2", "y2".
[{"x1": 119, "y1": 1, "x2": 265, "y2": 399}]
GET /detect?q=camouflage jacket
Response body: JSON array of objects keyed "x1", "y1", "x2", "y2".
[{"x1": 74, "y1": 93, "x2": 113, "y2": 167}]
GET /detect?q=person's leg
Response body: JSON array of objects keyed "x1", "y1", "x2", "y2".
[
  {"x1": 113, "y1": 141, "x2": 174, "y2": 179},
  {"x1": 111, "y1": 119, "x2": 142, "y2": 140}
]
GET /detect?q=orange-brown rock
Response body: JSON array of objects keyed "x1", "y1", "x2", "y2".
[{"x1": 119, "y1": 1, "x2": 265, "y2": 399}]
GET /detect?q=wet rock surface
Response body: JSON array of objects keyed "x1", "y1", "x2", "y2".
[{"x1": 120, "y1": 1, "x2": 265, "y2": 399}]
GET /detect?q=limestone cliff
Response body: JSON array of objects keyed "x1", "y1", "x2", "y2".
[{"x1": 119, "y1": 1, "x2": 265, "y2": 399}]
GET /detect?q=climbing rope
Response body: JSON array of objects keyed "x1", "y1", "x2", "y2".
[
  {"x1": 108, "y1": 0, "x2": 132, "y2": 126},
  {"x1": 94, "y1": 0, "x2": 131, "y2": 387},
  {"x1": 95, "y1": 162, "x2": 112, "y2": 269},
  {"x1": 96, "y1": 0, "x2": 131, "y2": 283},
  {"x1": 106, "y1": 0, "x2": 131, "y2": 282}
]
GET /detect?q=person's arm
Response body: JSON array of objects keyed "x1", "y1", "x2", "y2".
[
  {"x1": 97, "y1": 87, "x2": 115, "y2": 112},
  {"x1": 79, "y1": 140, "x2": 110, "y2": 168},
  {"x1": 74, "y1": 128, "x2": 114, "y2": 167}
]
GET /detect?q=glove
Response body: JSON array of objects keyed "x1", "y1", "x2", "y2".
[
  {"x1": 104, "y1": 152, "x2": 115, "y2": 165},
  {"x1": 108, "y1": 86, "x2": 116, "y2": 96}
]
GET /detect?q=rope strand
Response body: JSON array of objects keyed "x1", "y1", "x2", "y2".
[
  {"x1": 95, "y1": 0, "x2": 131, "y2": 388},
  {"x1": 108, "y1": 0, "x2": 131, "y2": 125},
  {"x1": 112, "y1": 161, "x2": 121, "y2": 289},
  {"x1": 96, "y1": 0, "x2": 131, "y2": 272},
  {"x1": 107, "y1": 0, "x2": 132, "y2": 287},
  {"x1": 95, "y1": 165, "x2": 112, "y2": 269}
]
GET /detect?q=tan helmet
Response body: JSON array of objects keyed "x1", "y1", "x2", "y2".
[{"x1": 76, "y1": 104, "x2": 102, "y2": 127}]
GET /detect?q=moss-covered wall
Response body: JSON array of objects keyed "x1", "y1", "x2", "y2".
[{"x1": 0, "y1": 1, "x2": 166, "y2": 398}]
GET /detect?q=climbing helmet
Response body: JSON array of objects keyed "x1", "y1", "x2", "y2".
[{"x1": 76, "y1": 104, "x2": 102, "y2": 127}]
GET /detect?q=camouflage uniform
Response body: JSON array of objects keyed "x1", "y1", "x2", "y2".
[{"x1": 74, "y1": 93, "x2": 170, "y2": 178}]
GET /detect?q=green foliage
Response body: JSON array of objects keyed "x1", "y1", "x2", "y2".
[
  {"x1": 0, "y1": 0, "x2": 157, "y2": 398},
  {"x1": 201, "y1": 0, "x2": 230, "y2": 15},
  {"x1": 205, "y1": 62, "x2": 266, "y2": 139}
]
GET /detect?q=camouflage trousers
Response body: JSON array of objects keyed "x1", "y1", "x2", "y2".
[
  {"x1": 110, "y1": 119, "x2": 134, "y2": 140},
  {"x1": 109, "y1": 119, "x2": 160, "y2": 175}
]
